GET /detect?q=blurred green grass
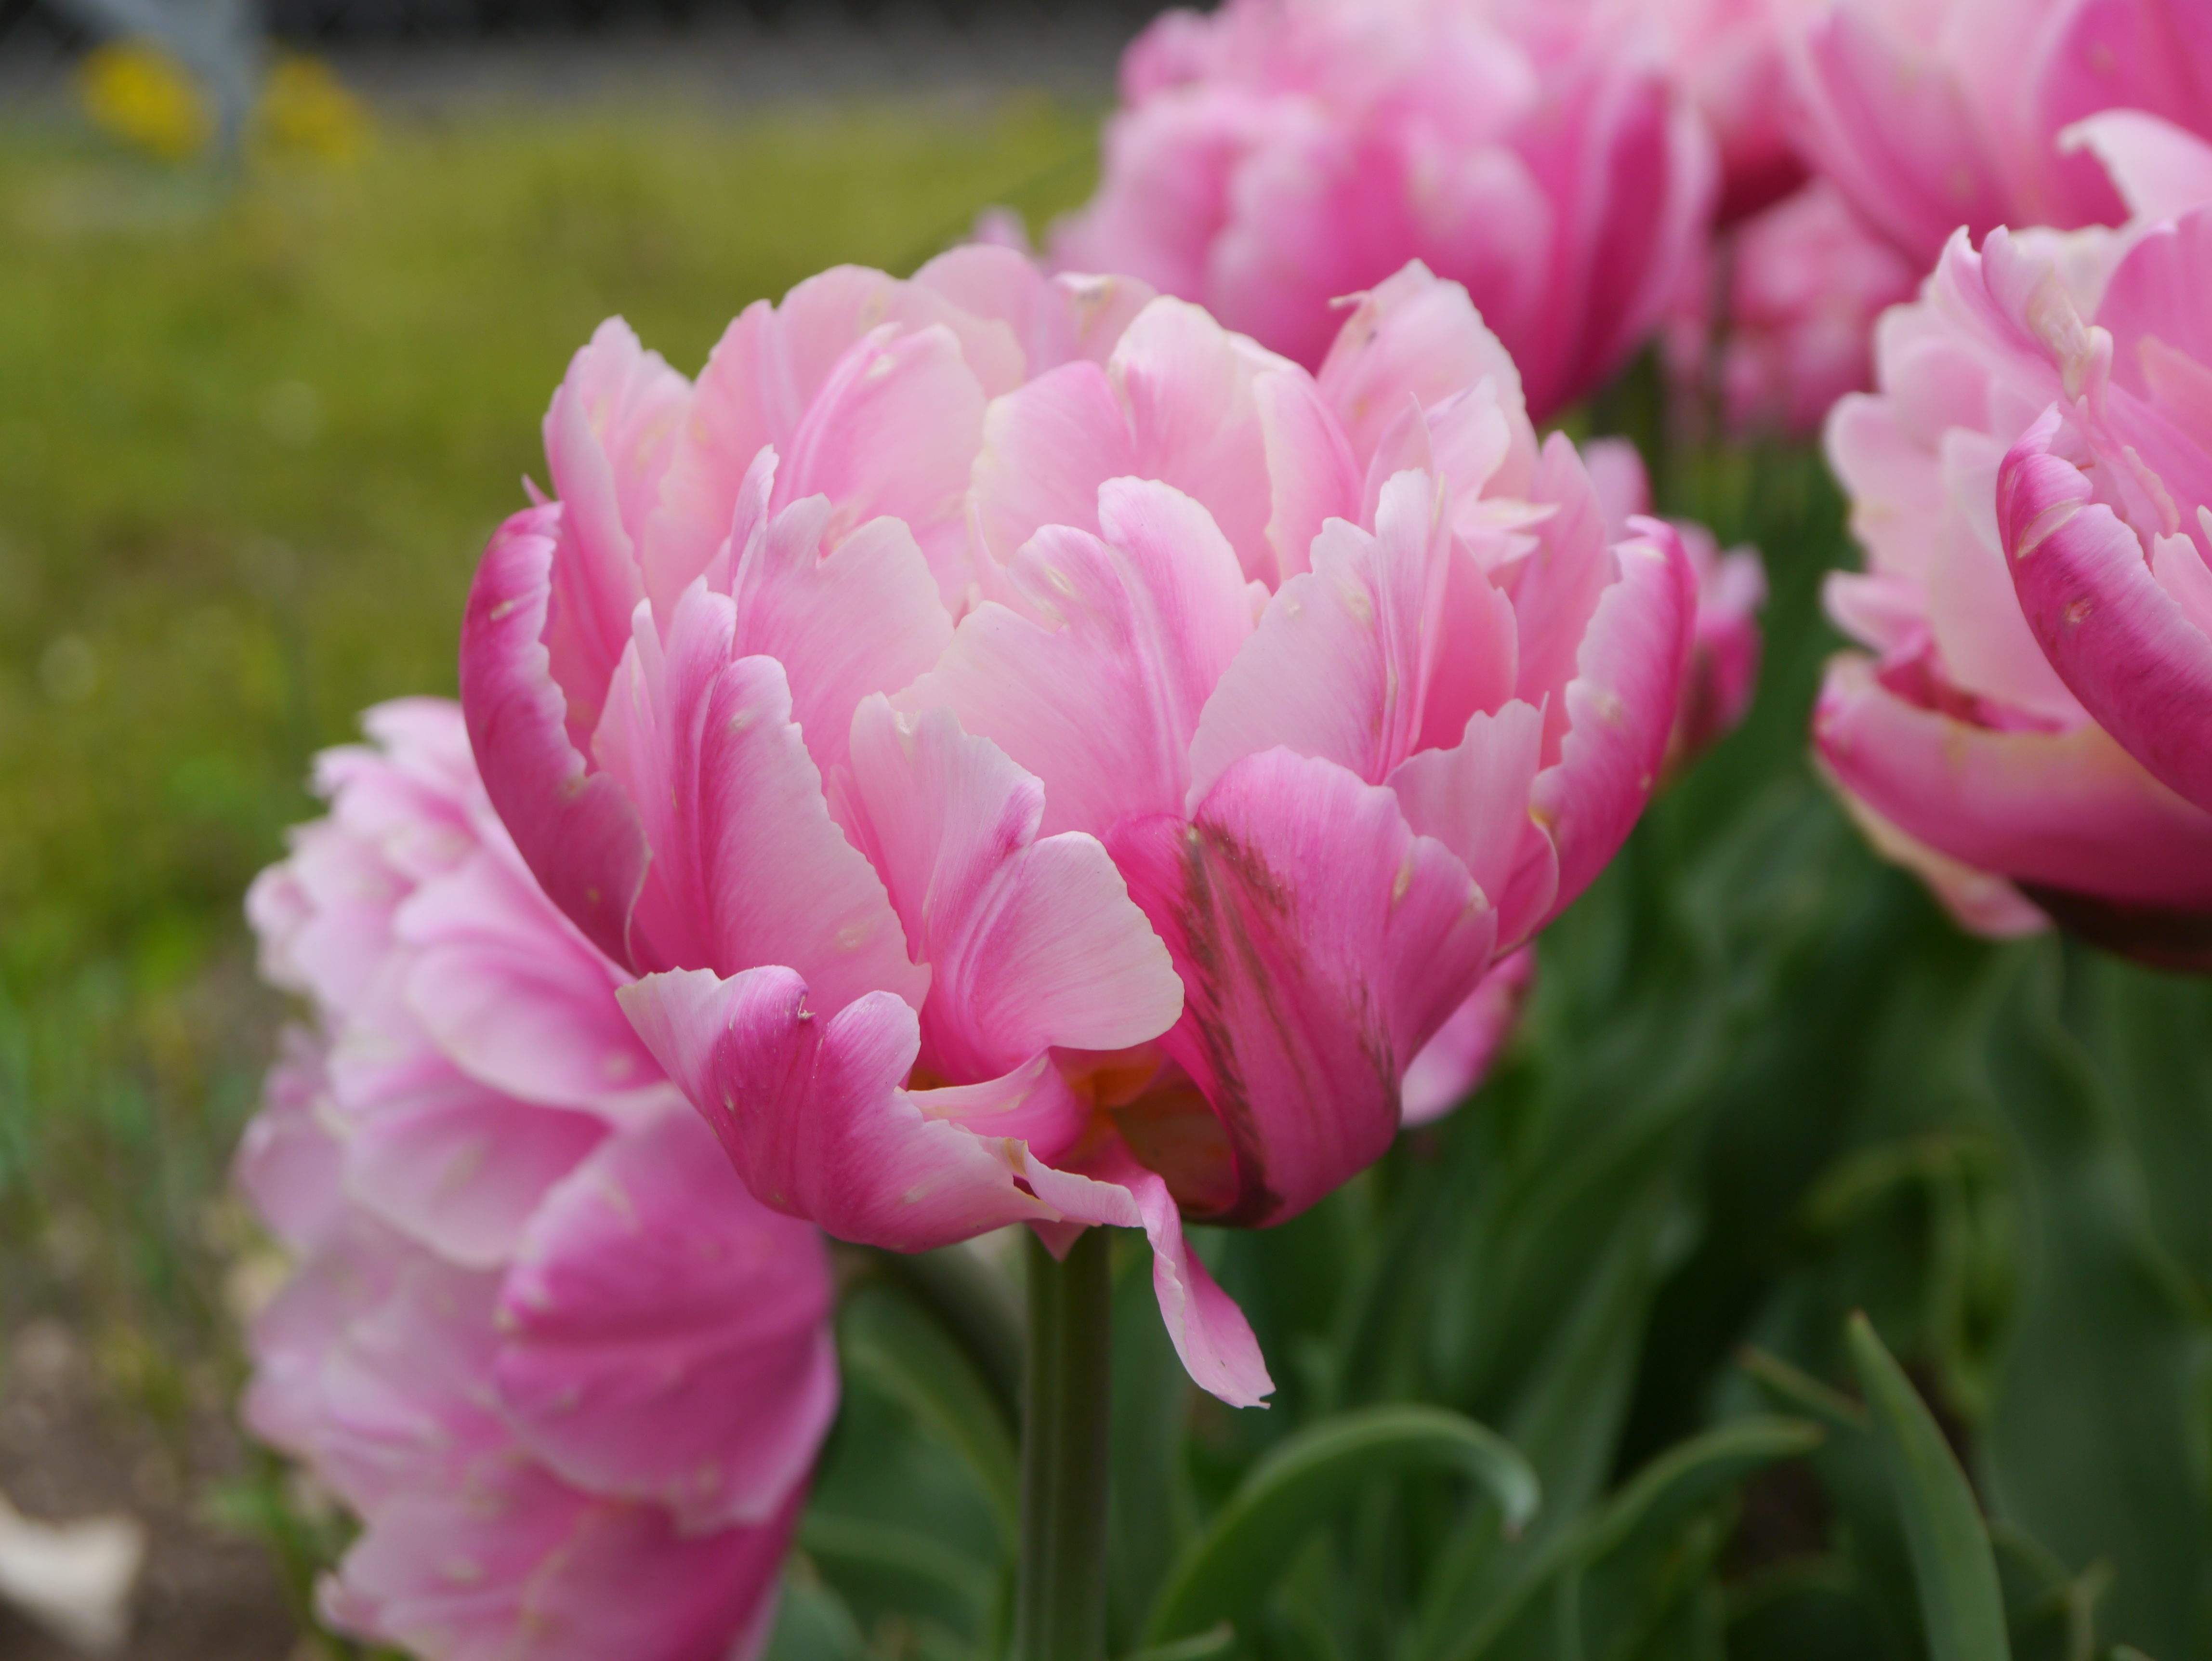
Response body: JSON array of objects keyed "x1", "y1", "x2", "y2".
[{"x1": 0, "y1": 95, "x2": 1097, "y2": 1383}]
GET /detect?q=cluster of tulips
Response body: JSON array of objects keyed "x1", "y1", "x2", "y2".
[{"x1": 232, "y1": 0, "x2": 2212, "y2": 1655}]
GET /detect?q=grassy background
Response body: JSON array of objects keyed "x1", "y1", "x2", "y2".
[{"x1": 0, "y1": 93, "x2": 1098, "y2": 1416}]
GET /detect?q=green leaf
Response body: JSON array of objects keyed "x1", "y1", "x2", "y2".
[
  {"x1": 760, "y1": 1573, "x2": 871, "y2": 1661},
  {"x1": 1980, "y1": 944, "x2": 2211, "y2": 1660},
  {"x1": 840, "y1": 1281, "x2": 1020, "y2": 1542},
  {"x1": 1846, "y1": 1312, "x2": 2010, "y2": 1661},
  {"x1": 1143, "y1": 1405, "x2": 1539, "y2": 1646},
  {"x1": 1116, "y1": 1625, "x2": 1235, "y2": 1661},
  {"x1": 798, "y1": 1512, "x2": 995, "y2": 1640}
]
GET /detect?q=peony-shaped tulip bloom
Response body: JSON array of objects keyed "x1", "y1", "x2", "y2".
[
  {"x1": 1781, "y1": 0, "x2": 2212, "y2": 267},
  {"x1": 460, "y1": 249, "x2": 1700, "y2": 1407},
  {"x1": 1043, "y1": 0, "x2": 1716, "y2": 419},
  {"x1": 1667, "y1": 180, "x2": 1921, "y2": 437},
  {"x1": 238, "y1": 699, "x2": 835, "y2": 1661},
  {"x1": 1815, "y1": 114, "x2": 2212, "y2": 963}
]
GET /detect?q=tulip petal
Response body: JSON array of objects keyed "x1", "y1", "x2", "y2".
[
  {"x1": 847, "y1": 699, "x2": 1182, "y2": 1081},
  {"x1": 1317, "y1": 261, "x2": 1537, "y2": 489},
  {"x1": 326, "y1": 1454, "x2": 795, "y2": 1661},
  {"x1": 1020, "y1": 1151, "x2": 1274, "y2": 1409},
  {"x1": 1188, "y1": 469, "x2": 1458, "y2": 803},
  {"x1": 902, "y1": 477, "x2": 1254, "y2": 840},
  {"x1": 1524, "y1": 519, "x2": 1695, "y2": 937},
  {"x1": 724, "y1": 478, "x2": 954, "y2": 782},
  {"x1": 460, "y1": 507, "x2": 653, "y2": 972},
  {"x1": 1110, "y1": 750, "x2": 1496, "y2": 1228},
  {"x1": 494, "y1": 1109, "x2": 839, "y2": 1533},
  {"x1": 2061, "y1": 110, "x2": 2212, "y2": 223},
  {"x1": 1815, "y1": 653, "x2": 2212, "y2": 907},
  {"x1": 619, "y1": 967, "x2": 1073, "y2": 1250},
  {"x1": 592, "y1": 588, "x2": 925, "y2": 1013},
  {"x1": 2001, "y1": 416, "x2": 2212, "y2": 815},
  {"x1": 1400, "y1": 946, "x2": 1536, "y2": 1128}
]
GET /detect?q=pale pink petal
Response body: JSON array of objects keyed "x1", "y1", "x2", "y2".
[
  {"x1": 495, "y1": 1108, "x2": 838, "y2": 1533},
  {"x1": 540, "y1": 320, "x2": 688, "y2": 736},
  {"x1": 344, "y1": 1086, "x2": 608, "y2": 1270},
  {"x1": 1109, "y1": 750, "x2": 1498, "y2": 1228},
  {"x1": 234, "y1": 1028, "x2": 344, "y2": 1252},
  {"x1": 325, "y1": 1454, "x2": 796, "y2": 1661},
  {"x1": 1188, "y1": 470, "x2": 1460, "y2": 802},
  {"x1": 915, "y1": 246, "x2": 1159, "y2": 376},
  {"x1": 459, "y1": 505, "x2": 652, "y2": 971},
  {"x1": 1820, "y1": 762, "x2": 2052, "y2": 938},
  {"x1": 1316, "y1": 261, "x2": 1537, "y2": 488},
  {"x1": 770, "y1": 324, "x2": 990, "y2": 611},
  {"x1": 846, "y1": 699, "x2": 1183, "y2": 1082},
  {"x1": 1387, "y1": 699, "x2": 1549, "y2": 912},
  {"x1": 901, "y1": 477, "x2": 1254, "y2": 839},
  {"x1": 396, "y1": 848, "x2": 663, "y2": 1119},
  {"x1": 970, "y1": 361, "x2": 1136, "y2": 573},
  {"x1": 724, "y1": 471, "x2": 954, "y2": 782},
  {"x1": 1399, "y1": 946, "x2": 1536, "y2": 1127},
  {"x1": 2062, "y1": 110, "x2": 2212, "y2": 222}
]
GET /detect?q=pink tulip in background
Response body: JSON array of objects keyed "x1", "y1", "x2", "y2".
[
  {"x1": 459, "y1": 248, "x2": 1705, "y2": 1408},
  {"x1": 1043, "y1": 0, "x2": 1716, "y2": 419},
  {"x1": 1623, "y1": 0, "x2": 1807, "y2": 224},
  {"x1": 1668, "y1": 180, "x2": 1921, "y2": 437},
  {"x1": 1782, "y1": 0, "x2": 2212, "y2": 267},
  {"x1": 1816, "y1": 114, "x2": 2212, "y2": 964},
  {"x1": 238, "y1": 699, "x2": 834, "y2": 1661}
]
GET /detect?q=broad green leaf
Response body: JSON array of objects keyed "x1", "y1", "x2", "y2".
[
  {"x1": 761, "y1": 1574, "x2": 870, "y2": 1661},
  {"x1": 799, "y1": 1512, "x2": 994, "y2": 1640},
  {"x1": 1116, "y1": 1624, "x2": 1234, "y2": 1661},
  {"x1": 1847, "y1": 1312, "x2": 2009, "y2": 1661},
  {"x1": 1726, "y1": 1562, "x2": 1888, "y2": 1661},
  {"x1": 840, "y1": 1281, "x2": 1019, "y2": 1541},
  {"x1": 1143, "y1": 1405, "x2": 1538, "y2": 1646},
  {"x1": 1980, "y1": 944, "x2": 2211, "y2": 1660}
]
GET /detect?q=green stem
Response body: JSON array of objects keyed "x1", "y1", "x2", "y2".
[{"x1": 1013, "y1": 1226, "x2": 1113, "y2": 1661}]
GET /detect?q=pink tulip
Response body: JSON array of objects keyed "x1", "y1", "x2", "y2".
[
  {"x1": 1815, "y1": 114, "x2": 2212, "y2": 962},
  {"x1": 1622, "y1": 0, "x2": 1810, "y2": 224},
  {"x1": 1667, "y1": 180, "x2": 1921, "y2": 437},
  {"x1": 461, "y1": 250, "x2": 1700, "y2": 1408},
  {"x1": 238, "y1": 699, "x2": 834, "y2": 1661},
  {"x1": 1782, "y1": 0, "x2": 2212, "y2": 267},
  {"x1": 1044, "y1": 0, "x2": 1717, "y2": 420}
]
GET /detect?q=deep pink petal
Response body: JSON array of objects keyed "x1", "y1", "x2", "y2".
[
  {"x1": 1109, "y1": 750, "x2": 1497, "y2": 1228},
  {"x1": 1815, "y1": 652, "x2": 2212, "y2": 907},
  {"x1": 460, "y1": 505, "x2": 653, "y2": 971},
  {"x1": 1021, "y1": 1149, "x2": 1274, "y2": 1408},
  {"x1": 2001, "y1": 414, "x2": 2212, "y2": 815},
  {"x1": 619, "y1": 968, "x2": 1070, "y2": 1249}
]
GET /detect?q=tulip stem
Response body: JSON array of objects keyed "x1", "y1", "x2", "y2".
[{"x1": 1013, "y1": 1226, "x2": 1113, "y2": 1661}]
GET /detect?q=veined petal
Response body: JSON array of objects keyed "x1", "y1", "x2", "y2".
[{"x1": 1109, "y1": 750, "x2": 1497, "y2": 1229}]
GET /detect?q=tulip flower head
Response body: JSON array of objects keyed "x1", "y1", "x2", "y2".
[
  {"x1": 1782, "y1": 0, "x2": 2212, "y2": 266},
  {"x1": 239, "y1": 699, "x2": 834, "y2": 1661},
  {"x1": 1817, "y1": 114, "x2": 2212, "y2": 966},
  {"x1": 461, "y1": 250, "x2": 1701, "y2": 1406},
  {"x1": 1045, "y1": 0, "x2": 1717, "y2": 419}
]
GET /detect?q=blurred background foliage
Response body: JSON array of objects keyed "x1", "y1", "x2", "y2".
[{"x1": 1, "y1": 53, "x2": 2209, "y2": 1661}]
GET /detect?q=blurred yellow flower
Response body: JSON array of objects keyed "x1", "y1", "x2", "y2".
[
  {"x1": 252, "y1": 52, "x2": 372, "y2": 164},
  {"x1": 76, "y1": 39, "x2": 213, "y2": 161}
]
